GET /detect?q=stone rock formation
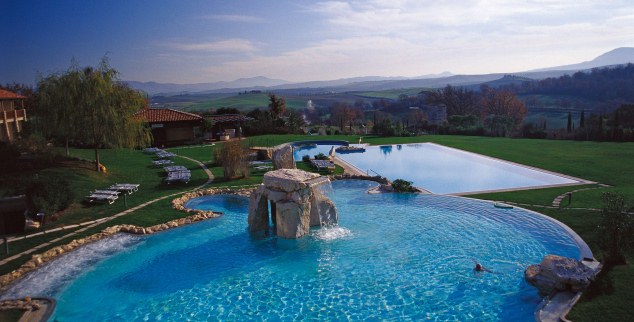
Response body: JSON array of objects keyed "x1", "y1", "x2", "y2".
[
  {"x1": 525, "y1": 254, "x2": 599, "y2": 296},
  {"x1": 272, "y1": 144, "x2": 296, "y2": 170},
  {"x1": 248, "y1": 169, "x2": 338, "y2": 239}
]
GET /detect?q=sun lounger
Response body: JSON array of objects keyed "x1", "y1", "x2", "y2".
[
  {"x1": 156, "y1": 151, "x2": 176, "y2": 159},
  {"x1": 164, "y1": 170, "x2": 191, "y2": 184},
  {"x1": 153, "y1": 159, "x2": 174, "y2": 166},
  {"x1": 164, "y1": 165, "x2": 188, "y2": 173},
  {"x1": 144, "y1": 147, "x2": 162, "y2": 154},
  {"x1": 109, "y1": 183, "x2": 140, "y2": 194},
  {"x1": 310, "y1": 159, "x2": 335, "y2": 172},
  {"x1": 85, "y1": 193, "x2": 118, "y2": 204},
  {"x1": 92, "y1": 189, "x2": 120, "y2": 195}
]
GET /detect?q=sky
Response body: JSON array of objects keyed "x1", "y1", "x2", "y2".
[{"x1": 1, "y1": 0, "x2": 633, "y2": 85}]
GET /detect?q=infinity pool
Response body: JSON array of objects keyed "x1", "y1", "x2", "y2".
[
  {"x1": 3, "y1": 180, "x2": 585, "y2": 321},
  {"x1": 295, "y1": 142, "x2": 583, "y2": 194}
]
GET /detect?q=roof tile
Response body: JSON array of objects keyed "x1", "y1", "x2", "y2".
[
  {"x1": 0, "y1": 89, "x2": 26, "y2": 100},
  {"x1": 135, "y1": 108, "x2": 202, "y2": 123}
]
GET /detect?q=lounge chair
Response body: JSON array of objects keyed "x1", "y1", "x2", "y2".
[
  {"x1": 85, "y1": 193, "x2": 118, "y2": 204},
  {"x1": 92, "y1": 189, "x2": 120, "y2": 195},
  {"x1": 144, "y1": 147, "x2": 162, "y2": 154},
  {"x1": 155, "y1": 151, "x2": 176, "y2": 159},
  {"x1": 109, "y1": 183, "x2": 140, "y2": 194},
  {"x1": 164, "y1": 170, "x2": 191, "y2": 184},
  {"x1": 152, "y1": 159, "x2": 174, "y2": 166},
  {"x1": 164, "y1": 165, "x2": 188, "y2": 173}
]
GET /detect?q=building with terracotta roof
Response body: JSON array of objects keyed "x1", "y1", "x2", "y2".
[
  {"x1": 134, "y1": 108, "x2": 203, "y2": 147},
  {"x1": 204, "y1": 114, "x2": 254, "y2": 140},
  {"x1": 0, "y1": 89, "x2": 28, "y2": 142}
]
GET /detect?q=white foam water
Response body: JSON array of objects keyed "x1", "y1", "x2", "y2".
[
  {"x1": 0, "y1": 234, "x2": 141, "y2": 300},
  {"x1": 313, "y1": 226, "x2": 353, "y2": 241}
]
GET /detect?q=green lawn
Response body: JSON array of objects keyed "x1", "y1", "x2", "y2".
[{"x1": 1, "y1": 134, "x2": 633, "y2": 321}]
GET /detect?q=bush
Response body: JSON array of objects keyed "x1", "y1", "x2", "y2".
[
  {"x1": 26, "y1": 177, "x2": 74, "y2": 215},
  {"x1": 392, "y1": 179, "x2": 417, "y2": 192},
  {"x1": 214, "y1": 141, "x2": 250, "y2": 180},
  {"x1": 302, "y1": 155, "x2": 311, "y2": 162},
  {"x1": 597, "y1": 192, "x2": 634, "y2": 268},
  {"x1": 314, "y1": 153, "x2": 329, "y2": 160}
]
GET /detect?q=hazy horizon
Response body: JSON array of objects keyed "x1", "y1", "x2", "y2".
[{"x1": 2, "y1": 0, "x2": 633, "y2": 85}]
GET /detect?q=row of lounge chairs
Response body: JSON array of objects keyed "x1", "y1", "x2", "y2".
[
  {"x1": 85, "y1": 183, "x2": 140, "y2": 204},
  {"x1": 146, "y1": 147, "x2": 190, "y2": 184},
  {"x1": 310, "y1": 159, "x2": 335, "y2": 173}
]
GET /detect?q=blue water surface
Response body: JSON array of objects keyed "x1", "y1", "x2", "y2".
[
  {"x1": 298, "y1": 142, "x2": 580, "y2": 194},
  {"x1": 45, "y1": 180, "x2": 580, "y2": 321}
]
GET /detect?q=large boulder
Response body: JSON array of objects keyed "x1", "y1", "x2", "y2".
[
  {"x1": 264, "y1": 169, "x2": 320, "y2": 192},
  {"x1": 525, "y1": 254, "x2": 599, "y2": 296},
  {"x1": 248, "y1": 169, "x2": 338, "y2": 239},
  {"x1": 247, "y1": 185, "x2": 269, "y2": 232},
  {"x1": 309, "y1": 196, "x2": 338, "y2": 226},
  {"x1": 272, "y1": 144, "x2": 296, "y2": 170},
  {"x1": 275, "y1": 201, "x2": 311, "y2": 238}
]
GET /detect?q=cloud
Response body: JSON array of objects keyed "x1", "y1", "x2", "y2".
[
  {"x1": 163, "y1": 39, "x2": 258, "y2": 53},
  {"x1": 203, "y1": 14, "x2": 265, "y2": 23}
]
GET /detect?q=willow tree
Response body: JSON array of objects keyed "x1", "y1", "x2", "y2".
[
  {"x1": 37, "y1": 58, "x2": 151, "y2": 171},
  {"x1": 37, "y1": 67, "x2": 82, "y2": 156}
]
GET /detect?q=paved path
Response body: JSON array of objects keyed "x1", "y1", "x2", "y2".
[
  {"x1": 551, "y1": 184, "x2": 610, "y2": 208},
  {"x1": 0, "y1": 155, "x2": 214, "y2": 267}
]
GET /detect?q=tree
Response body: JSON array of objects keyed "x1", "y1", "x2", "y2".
[
  {"x1": 268, "y1": 94, "x2": 286, "y2": 118},
  {"x1": 37, "y1": 67, "x2": 82, "y2": 156},
  {"x1": 580, "y1": 110, "x2": 585, "y2": 128},
  {"x1": 329, "y1": 103, "x2": 362, "y2": 133},
  {"x1": 216, "y1": 107, "x2": 240, "y2": 115},
  {"x1": 285, "y1": 109, "x2": 307, "y2": 133},
  {"x1": 479, "y1": 87, "x2": 527, "y2": 136},
  {"x1": 567, "y1": 112, "x2": 572, "y2": 132},
  {"x1": 36, "y1": 58, "x2": 151, "y2": 171},
  {"x1": 597, "y1": 192, "x2": 634, "y2": 267}
]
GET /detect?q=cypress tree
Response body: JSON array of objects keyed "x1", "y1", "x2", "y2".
[
  {"x1": 580, "y1": 110, "x2": 585, "y2": 128},
  {"x1": 567, "y1": 112, "x2": 572, "y2": 132}
]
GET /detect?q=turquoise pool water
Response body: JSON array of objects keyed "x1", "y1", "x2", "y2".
[
  {"x1": 296, "y1": 142, "x2": 581, "y2": 194},
  {"x1": 5, "y1": 180, "x2": 582, "y2": 321}
]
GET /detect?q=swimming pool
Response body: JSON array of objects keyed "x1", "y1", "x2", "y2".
[
  {"x1": 3, "y1": 180, "x2": 586, "y2": 321},
  {"x1": 296, "y1": 142, "x2": 583, "y2": 194}
]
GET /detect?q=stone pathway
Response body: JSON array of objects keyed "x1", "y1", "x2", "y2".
[
  {"x1": 551, "y1": 184, "x2": 611, "y2": 208},
  {"x1": 0, "y1": 155, "x2": 214, "y2": 267}
]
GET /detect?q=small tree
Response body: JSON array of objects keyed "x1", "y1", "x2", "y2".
[
  {"x1": 597, "y1": 192, "x2": 634, "y2": 267},
  {"x1": 214, "y1": 140, "x2": 250, "y2": 179}
]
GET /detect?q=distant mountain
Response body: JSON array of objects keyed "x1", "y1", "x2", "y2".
[
  {"x1": 125, "y1": 76, "x2": 289, "y2": 95},
  {"x1": 128, "y1": 47, "x2": 634, "y2": 96},
  {"x1": 531, "y1": 47, "x2": 634, "y2": 72}
]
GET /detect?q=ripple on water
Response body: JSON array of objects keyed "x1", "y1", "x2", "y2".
[{"x1": 5, "y1": 180, "x2": 582, "y2": 321}]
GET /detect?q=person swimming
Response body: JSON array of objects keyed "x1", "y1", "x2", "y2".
[{"x1": 473, "y1": 259, "x2": 493, "y2": 273}]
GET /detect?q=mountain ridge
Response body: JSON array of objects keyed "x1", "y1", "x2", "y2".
[{"x1": 126, "y1": 48, "x2": 634, "y2": 95}]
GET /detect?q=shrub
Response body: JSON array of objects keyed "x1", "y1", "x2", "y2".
[
  {"x1": 597, "y1": 192, "x2": 634, "y2": 268},
  {"x1": 26, "y1": 177, "x2": 74, "y2": 215},
  {"x1": 214, "y1": 140, "x2": 250, "y2": 180},
  {"x1": 392, "y1": 179, "x2": 417, "y2": 192},
  {"x1": 302, "y1": 155, "x2": 311, "y2": 162},
  {"x1": 314, "y1": 153, "x2": 329, "y2": 160}
]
